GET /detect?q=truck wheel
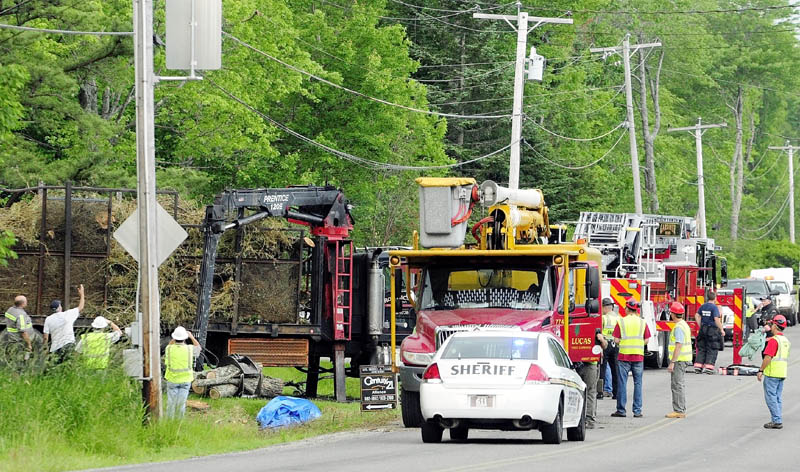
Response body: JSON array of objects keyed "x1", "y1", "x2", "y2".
[
  {"x1": 450, "y1": 426, "x2": 469, "y2": 441},
  {"x1": 661, "y1": 331, "x2": 671, "y2": 368},
  {"x1": 401, "y1": 388, "x2": 424, "y2": 428},
  {"x1": 645, "y1": 332, "x2": 667, "y2": 369},
  {"x1": 566, "y1": 395, "x2": 586, "y2": 442},
  {"x1": 541, "y1": 401, "x2": 563, "y2": 444},
  {"x1": 421, "y1": 421, "x2": 443, "y2": 443}
]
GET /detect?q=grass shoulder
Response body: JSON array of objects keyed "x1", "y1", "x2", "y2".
[{"x1": 0, "y1": 362, "x2": 398, "y2": 472}]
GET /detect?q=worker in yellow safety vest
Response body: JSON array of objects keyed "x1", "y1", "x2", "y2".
[
  {"x1": 164, "y1": 326, "x2": 201, "y2": 419},
  {"x1": 666, "y1": 302, "x2": 692, "y2": 419},
  {"x1": 599, "y1": 298, "x2": 621, "y2": 400},
  {"x1": 758, "y1": 315, "x2": 791, "y2": 429},
  {"x1": 77, "y1": 316, "x2": 121, "y2": 369},
  {"x1": 611, "y1": 298, "x2": 651, "y2": 418},
  {"x1": 4, "y1": 295, "x2": 34, "y2": 353}
]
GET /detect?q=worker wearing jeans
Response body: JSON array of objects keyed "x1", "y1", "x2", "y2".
[
  {"x1": 611, "y1": 299, "x2": 651, "y2": 418},
  {"x1": 758, "y1": 315, "x2": 791, "y2": 429},
  {"x1": 164, "y1": 326, "x2": 201, "y2": 419}
]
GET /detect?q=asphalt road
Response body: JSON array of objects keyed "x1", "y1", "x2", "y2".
[{"x1": 88, "y1": 328, "x2": 800, "y2": 472}]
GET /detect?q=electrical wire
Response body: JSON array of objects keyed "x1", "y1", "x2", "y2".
[
  {"x1": 740, "y1": 192, "x2": 791, "y2": 233},
  {"x1": 224, "y1": 32, "x2": 512, "y2": 119},
  {"x1": 522, "y1": 129, "x2": 627, "y2": 170},
  {"x1": 660, "y1": 67, "x2": 800, "y2": 99},
  {"x1": 415, "y1": 62, "x2": 514, "y2": 83},
  {"x1": 386, "y1": 0, "x2": 511, "y2": 14},
  {"x1": 0, "y1": 23, "x2": 133, "y2": 35},
  {"x1": 207, "y1": 77, "x2": 516, "y2": 171},
  {"x1": 417, "y1": 60, "x2": 514, "y2": 69},
  {"x1": 535, "y1": 4, "x2": 797, "y2": 16},
  {"x1": 525, "y1": 118, "x2": 626, "y2": 142}
]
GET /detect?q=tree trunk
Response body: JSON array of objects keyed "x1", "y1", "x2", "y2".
[
  {"x1": 637, "y1": 39, "x2": 662, "y2": 213},
  {"x1": 730, "y1": 87, "x2": 745, "y2": 240},
  {"x1": 243, "y1": 376, "x2": 285, "y2": 397},
  {"x1": 205, "y1": 365, "x2": 241, "y2": 380},
  {"x1": 208, "y1": 384, "x2": 239, "y2": 399}
]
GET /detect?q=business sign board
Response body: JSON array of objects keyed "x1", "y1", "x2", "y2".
[{"x1": 360, "y1": 365, "x2": 397, "y2": 412}]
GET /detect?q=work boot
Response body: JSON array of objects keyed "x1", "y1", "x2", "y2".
[
  {"x1": 665, "y1": 412, "x2": 686, "y2": 419},
  {"x1": 610, "y1": 412, "x2": 626, "y2": 417},
  {"x1": 695, "y1": 367, "x2": 703, "y2": 374},
  {"x1": 603, "y1": 391, "x2": 612, "y2": 398},
  {"x1": 703, "y1": 368, "x2": 714, "y2": 375},
  {"x1": 633, "y1": 413, "x2": 643, "y2": 418},
  {"x1": 764, "y1": 422, "x2": 783, "y2": 429},
  {"x1": 596, "y1": 393, "x2": 604, "y2": 400}
]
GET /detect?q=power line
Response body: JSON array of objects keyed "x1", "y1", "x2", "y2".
[
  {"x1": 660, "y1": 67, "x2": 800, "y2": 99},
  {"x1": 0, "y1": 23, "x2": 133, "y2": 36},
  {"x1": 207, "y1": 77, "x2": 516, "y2": 171},
  {"x1": 522, "y1": 129, "x2": 627, "y2": 170},
  {"x1": 535, "y1": 4, "x2": 797, "y2": 16},
  {"x1": 584, "y1": 27, "x2": 797, "y2": 37},
  {"x1": 415, "y1": 62, "x2": 514, "y2": 83},
  {"x1": 417, "y1": 60, "x2": 513, "y2": 69},
  {"x1": 223, "y1": 32, "x2": 512, "y2": 119},
  {"x1": 525, "y1": 117, "x2": 626, "y2": 142}
]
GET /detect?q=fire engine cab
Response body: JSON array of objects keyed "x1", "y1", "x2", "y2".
[{"x1": 573, "y1": 212, "x2": 740, "y2": 368}]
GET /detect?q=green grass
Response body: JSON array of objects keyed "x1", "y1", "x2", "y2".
[{"x1": 0, "y1": 361, "x2": 397, "y2": 472}]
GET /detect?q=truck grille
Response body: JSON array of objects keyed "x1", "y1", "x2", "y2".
[{"x1": 435, "y1": 324, "x2": 519, "y2": 350}]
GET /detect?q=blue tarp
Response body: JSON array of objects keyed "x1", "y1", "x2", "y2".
[{"x1": 256, "y1": 396, "x2": 322, "y2": 429}]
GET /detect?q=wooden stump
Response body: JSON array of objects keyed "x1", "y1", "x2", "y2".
[{"x1": 208, "y1": 384, "x2": 239, "y2": 399}]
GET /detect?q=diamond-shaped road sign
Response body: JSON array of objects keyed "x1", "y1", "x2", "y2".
[{"x1": 113, "y1": 202, "x2": 188, "y2": 267}]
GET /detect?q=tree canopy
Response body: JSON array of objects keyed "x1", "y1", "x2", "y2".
[{"x1": 1, "y1": 1, "x2": 800, "y2": 250}]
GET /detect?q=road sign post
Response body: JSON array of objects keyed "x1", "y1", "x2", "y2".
[{"x1": 360, "y1": 365, "x2": 397, "y2": 412}]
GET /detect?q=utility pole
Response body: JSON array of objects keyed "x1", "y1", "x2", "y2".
[
  {"x1": 667, "y1": 118, "x2": 727, "y2": 240},
  {"x1": 134, "y1": 0, "x2": 162, "y2": 420},
  {"x1": 768, "y1": 141, "x2": 800, "y2": 243},
  {"x1": 473, "y1": 4, "x2": 572, "y2": 190},
  {"x1": 591, "y1": 34, "x2": 661, "y2": 214}
]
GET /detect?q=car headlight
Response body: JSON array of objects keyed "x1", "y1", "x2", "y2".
[{"x1": 402, "y1": 350, "x2": 433, "y2": 366}]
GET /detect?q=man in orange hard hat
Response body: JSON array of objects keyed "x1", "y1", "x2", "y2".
[
  {"x1": 666, "y1": 302, "x2": 692, "y2": 419},
  {"x1": 611, "y1": 298, "x2": 651, "y2": 418}
]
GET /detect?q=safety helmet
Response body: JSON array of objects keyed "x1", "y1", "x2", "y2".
[
  {"x1": 669, "y1": 302, "x2": 685, "y2": 315},
  {"x1": 171, "y1": 326, "x2": 189, "y2": 341},
  {"x1": 602, "y1": 297, "x2": 614, "y2": 307},
  {"x1": 625, "y1": 298, "x2": 639, "y2": 311},
  {"x1": 771, "y1": 315, "x2": 788, "y2": 329}
]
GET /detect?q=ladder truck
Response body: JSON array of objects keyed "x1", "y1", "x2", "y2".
[{"x1": 573, "y1": 212, "x2": 742, "y2": 368}]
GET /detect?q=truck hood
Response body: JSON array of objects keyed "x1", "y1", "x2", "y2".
[{"x1": 417, "y1": 308, "x2": 551, "y2": 338}]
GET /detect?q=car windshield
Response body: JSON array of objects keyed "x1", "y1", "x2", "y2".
[
  {"x1": 418, "y1": 266, "x2": 554, "y2": 311},
  {"x1": 769, "y1": 281, "x2": 789, "y2": 294},
  {"x1": 441, "y1": 336, "x2": 539, "y2": 360},
  {"x1": 727, "y1": 280, "x2": 769, "y2": 297}
]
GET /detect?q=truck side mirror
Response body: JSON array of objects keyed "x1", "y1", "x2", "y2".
[
  {"x1": 720, "y1": 259, "x2": 728, "y2": 286},
  {"x1": 585, "y1": 266, "x2": 600, "y2": 300}
]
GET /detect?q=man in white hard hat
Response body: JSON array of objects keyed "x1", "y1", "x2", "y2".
[
  {"x1": 164, "y1": 326, "x2": 201, "y2": 419},
  {"x1": 76, "y1": 316, "x2": 121, "y2": 369}
]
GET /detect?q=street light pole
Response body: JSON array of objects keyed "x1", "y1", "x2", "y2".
[
  {"x1": 768, "y1": 141, "x2": 800, "y2": 243},
  {"x1": 133, "y1": 0, "x2": 162, "y2": 420},
  {"x1": 667, "y1": 118, "x2": 727, "y2": 239},
  {"x1": 591, "y1": 35, "x2": 661, "y2": 214},
  {"x1": 473, "y1": 9, "x2": 572, "y2": 190}
]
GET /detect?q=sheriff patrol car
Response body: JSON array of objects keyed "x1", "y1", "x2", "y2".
[{"x1": 419, "y1": 330, "x2": 587, "y2": 444}]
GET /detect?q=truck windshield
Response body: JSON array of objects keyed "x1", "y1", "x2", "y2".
[
  {"x1": 418, "y1": 266, "x2": 554, "y2": 311},
  {"x1": 769, "y1": 281, "x2": 789, "y2": 294},
  {"x1": 441, "y1": 336, "x2": 539, "y2": 360}
]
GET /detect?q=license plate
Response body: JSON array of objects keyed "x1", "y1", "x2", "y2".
[{"x1": 469, "y1": 395, "x2": 495, "y2": 408}]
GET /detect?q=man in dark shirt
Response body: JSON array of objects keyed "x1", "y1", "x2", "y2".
[
  {"x1": 693, "y1": 291, "x2": 725, "y2": 374},
  {"x1": 756, "y1": 296, "x2": 779, "y2": 324}
]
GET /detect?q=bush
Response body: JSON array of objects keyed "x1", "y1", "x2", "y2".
[{"x1": 719, "y1": 240, "x2": 800, "y2": 279}]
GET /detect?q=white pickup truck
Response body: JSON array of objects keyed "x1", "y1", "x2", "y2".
[{"x1": 750, "y1": 268, "x2": 798, "y2": 326}]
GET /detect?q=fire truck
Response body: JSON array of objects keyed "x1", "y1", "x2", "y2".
[
  {"x1": 573, "y1": 212, "x2": 742, "y2": 368},
  {"x1": 390, "y1": 178, "x2": 604, "y2": 427}
]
